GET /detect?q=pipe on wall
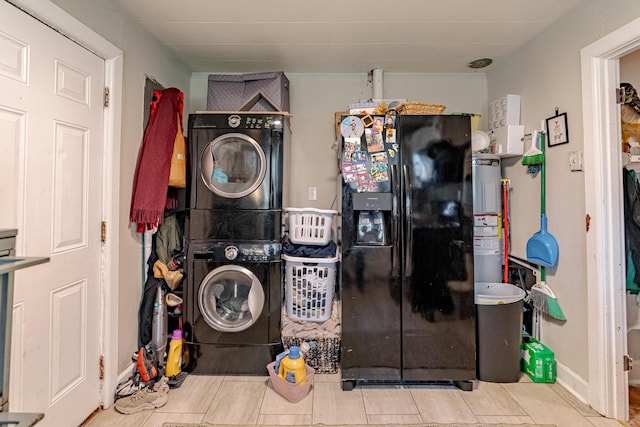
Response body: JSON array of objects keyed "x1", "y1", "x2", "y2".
[{"x1": 372, "y1": 68, "x2": 383, "y2": 99}]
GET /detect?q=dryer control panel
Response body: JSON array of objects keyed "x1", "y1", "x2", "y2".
[
  {"x1": 190, "y1": 112, "x2": 286, "y2": 131},
  {"x1": 190, "y1": 241, "x2": 281, "y2": 263}
]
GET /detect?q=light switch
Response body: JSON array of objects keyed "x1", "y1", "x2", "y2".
[
  {"x1": 308, "y1": 187, "x2": 317, "y2": 201},
  {"x1": 569, "y1": 150, "x2": 583, "y2": 171}
]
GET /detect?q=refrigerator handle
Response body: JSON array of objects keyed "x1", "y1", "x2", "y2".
[
  {"x1": 391, "y1": 164, "x2": 399, "y2": 273},
  {"x1": 403, "y1": 163, "x2": 412, "y2": 276}
]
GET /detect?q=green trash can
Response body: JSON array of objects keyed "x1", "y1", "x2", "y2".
[{"x1": 475, "y1": 282, "x2": 526, "y2": 382}]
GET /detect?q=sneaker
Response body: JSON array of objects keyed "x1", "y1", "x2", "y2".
[
  {"x1": 154, "y1": 375, "x2": 169, "y2": 393},
  {"x1": 115, "y1": 373, "x2": 148, "y2": 400},
  {"x1": 114, "y1": 376, "x2": 169, "y2": 414}
]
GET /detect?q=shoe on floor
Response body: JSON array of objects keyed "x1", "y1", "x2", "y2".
[
  {"x1": 115, "y1": 373, "x2": 149, "y2": 400},
  {"x1": 114, "y1": 376, "x2": 169, "y2": 414}
]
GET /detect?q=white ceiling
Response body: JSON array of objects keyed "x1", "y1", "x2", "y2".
[{"x1": 113, "y1": 0, "x2": 587, "y2": 74}]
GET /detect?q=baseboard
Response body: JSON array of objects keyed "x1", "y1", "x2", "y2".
[{"x1": 555, "y1": 359, "x2": 590, "y2": 407}]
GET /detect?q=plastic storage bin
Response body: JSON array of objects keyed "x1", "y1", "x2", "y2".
[
  {"x1": 475, "y1": 282, "x2": 526, "y2": 382},
  {"x1": 267, "y1": 361, "x2": 315, "y2": 402},
  {"x1": 285, "y1": 207, "x2": 337, "y2": 245},
  {"x1": 284, "y1": 253, "x2": 338, "y2": 322}
]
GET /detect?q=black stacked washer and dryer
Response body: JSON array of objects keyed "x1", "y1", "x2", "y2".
[{"x1": 185, "y1": 113, "x2": 289, "y2": 375}]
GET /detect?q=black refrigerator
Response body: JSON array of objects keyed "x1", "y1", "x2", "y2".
[{"x1": 340, "y1": 114, "x2": 475, "y2": 390}]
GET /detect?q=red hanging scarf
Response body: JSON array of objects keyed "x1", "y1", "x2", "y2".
[{"x1": 130, "y1": 88, "x2": 184, "y2": 231}]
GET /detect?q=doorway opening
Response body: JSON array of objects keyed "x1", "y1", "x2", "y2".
[{"x1": 581, "y1": 16, "x2": 640, "y2": 421}]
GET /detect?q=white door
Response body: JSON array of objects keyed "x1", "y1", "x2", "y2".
[{"x1": 0, "y1": 1, "x2": 104, "y2": 425}]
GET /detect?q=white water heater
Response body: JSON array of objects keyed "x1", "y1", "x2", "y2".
[{"x1": 472, "y1": 154, "x2": 502, "y2": 283}]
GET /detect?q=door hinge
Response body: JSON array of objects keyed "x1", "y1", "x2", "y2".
[
  {"x1": 103, "y1": 87, "x2": 110, "y2": 108},
  {"x1": 616, "y1": 87, "x2": 625, "y2": 104},
  {"x1": 101, "y1": 221, "x2": 107, "y2": 243},
  {"x1": 99, "y1": 355, "x2": 104, "y2": 380},
  {"x1": 625, "y1": 354, "x2": 633, "y2": 371}
]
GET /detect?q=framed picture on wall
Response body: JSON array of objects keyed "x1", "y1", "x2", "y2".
[{"x1": 546, "y1": 111, "x2": 569, "y2": 147}]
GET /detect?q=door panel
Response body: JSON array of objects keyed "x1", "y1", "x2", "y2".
[
  {"x1": 52, "y1": 122, "x2": 89, "y2": 252},
  {"x1": 0, "y1": 1, "x2": 104, "y2": 425}
]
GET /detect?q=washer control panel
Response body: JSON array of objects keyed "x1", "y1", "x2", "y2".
[
  {"x1": 193, "y1": 241, "x2": 281, "y2": 263},
  {"x1": 224, "y1": 245, "x2": 238, "y2": 260}
]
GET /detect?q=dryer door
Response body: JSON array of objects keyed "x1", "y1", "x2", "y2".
[
  {"x1": 200, "y1": 132, "x2": 267, "y2": 199},
  {"x1": 198, "y1": 264, "x2": 265, "y2": 332}
]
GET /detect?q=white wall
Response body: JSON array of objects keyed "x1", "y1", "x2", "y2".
[
  {"x1": 190, "y1": 72, "x2": 488, "y2": 210},
  {"x1": 488, "y1": 0, "x2": 640, "y2": 394},
  {"x1": 50, "y1": 0, "x2": 192, "y2": 374}
]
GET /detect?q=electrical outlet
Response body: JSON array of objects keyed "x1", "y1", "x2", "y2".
[
  {"x1": 569, "y1": 150, "x2": 583, "y2": 171},
  {"x1": 308, "y1": 187, "x2": 317, "y2": 201}
]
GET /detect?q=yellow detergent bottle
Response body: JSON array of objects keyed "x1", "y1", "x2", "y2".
[
  {"x1": 165, "y1": 329, "x2": 183, "y2": 377},
  {"x1": 278, "y1": 346, "x2": 306, "y2": 383}
]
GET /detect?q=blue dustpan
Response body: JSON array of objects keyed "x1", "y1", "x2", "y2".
[
  {"x1": 526, "y1": 213, "x2": 559, "y2": 267},
  {"x1": 526, "y1": 131, "x2": 559, "y2": 267}
]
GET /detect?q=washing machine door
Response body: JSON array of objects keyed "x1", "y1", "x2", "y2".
[
  {"x1": 198, "y1": 264, "x2": 265, "y2": 332},
  {"x1": 200, "y1": 132, "x2": 267, "y2": 199}
]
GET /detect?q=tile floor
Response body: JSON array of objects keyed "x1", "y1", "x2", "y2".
[{"x1": 83, "y1": 371, "x2": 628, "y2": 427}]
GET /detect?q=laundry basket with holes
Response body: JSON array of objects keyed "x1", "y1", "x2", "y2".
[
  {"x1": 284, "y1": 253, "x2": 338, "y2": 322},
  {"x1": 285, "y1": 207, "x2": 337, "y2": 245}
]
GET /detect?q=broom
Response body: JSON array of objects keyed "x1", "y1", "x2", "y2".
[
  {"x1": 528, "y1": 265, "x2": 566, "y2": 321},
  {"x1": 522, "y1": 130, "x2": 544, "y2": 166}
]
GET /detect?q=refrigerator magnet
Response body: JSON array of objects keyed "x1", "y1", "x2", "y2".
[
  {"x1": 372, "y1": 116, "x2": 384, "y2": 134},
  {"x1": 372, "y1": 169, "x2": 389, "y2": 183},
  {"x1": 343, "y1": 137, "x2": 359, "y2": 162},
  {"x1": 357, "y1": 170, "x2": 370, "y2": 185},
  {"x1": 366, "y1": 128, "x2": 384, "y2": 152},
  {"x1": 342, "y1": 162, "x2": 356, "y2": 183},
  {"x1": 354, "y1": 150, "x2": 367, "y2": 163},
  {"x1": 371, "y1": 151, "x2": 389, "y2": 171},
  {"x1": 384, "y1": 114, "x2": 396, "y2": 129},
  {"x1": 354, "y1": 162, "x2": 367, "y2": 172},
  {"x1": 370, "y1": 152, "x2": 390, "y2": 183},
  {"x1": 357, "y1": 178, "x2": 370, "y2": 193},
  {"x1": 386, "y1": 128, "x2": 396, "y2": 143},
  {"x1": 343, "y1": 173, "x2": 356, "y2": 184},
  {"x1": 340, "y1": 116, "x2": 365, "y2": 138}
]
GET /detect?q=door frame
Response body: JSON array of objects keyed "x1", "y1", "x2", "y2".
[
  {"x1": 581, "y1": 16, "x2": 640, "y2": 420},
  {"x1": 7, "y1": 0, "x2": 123, "y2": 408}
]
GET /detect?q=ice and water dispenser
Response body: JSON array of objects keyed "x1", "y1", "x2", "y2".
[{"x1": 352, "y1": 192, "x2": 392, "y2": 245}]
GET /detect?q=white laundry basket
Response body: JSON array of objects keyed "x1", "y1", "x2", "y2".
[
  {"x1": 285, "y1": 207, "x2": 337, "y2": 246},
  {"x1": 284, "y1": 253, "x2": 338, "y2": 322}
]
